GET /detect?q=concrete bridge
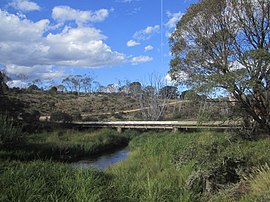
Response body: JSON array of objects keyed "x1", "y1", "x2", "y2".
[{"x1": 71, "y1": 120, "x2": 241, "y2": 132}]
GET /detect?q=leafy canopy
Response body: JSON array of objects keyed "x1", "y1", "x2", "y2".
[{"x1": 170, "y1": 0, "x2": 270, "y2": 132}]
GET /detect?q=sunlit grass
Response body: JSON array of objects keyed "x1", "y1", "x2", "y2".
[
  {"x1": 2, "y1": 130, "x2": 270, "y2": 201},
  {"x1": 0, "y1": 161, "x2": 111, "y2": 202}
]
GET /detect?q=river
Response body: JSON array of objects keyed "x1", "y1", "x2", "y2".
[{"x1": 70, "y1": 147, "x2": 129, "y2": 170}]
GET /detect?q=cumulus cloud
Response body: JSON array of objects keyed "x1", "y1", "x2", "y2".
[
  {"x1": 9, "y1": 0, "x2": 40, "y2": 12},
  {"x1": 46, "y1": 26, "x2": 125, "y2": 67},
  {"x1": 166, "y1": 11, "x2": 183, "y2": 29},
  {"x1": 133, "y1": 25, "x2": 159, "y2": 41},
  {"x1": 52, "y1": 6, "x2": 109, "y2": 24},
  {"x1": 5, "y1": 64, "x2": 66, "y2": 81},
  {"x1": 144, "y1": 45, "x2": 153, "y2": 51},
  {"x1": 127, "y1": 40, "x2": 140, "y2": 47},
  {"x1": 164, "y1": 74, "x2": 177, "y2": 84},
  {"x1": 7, "y1": 80, "x2": 28, "y2": 88},
  {"x1": 131, "y1": 56, "x2": 153, "y2": 64},
  {"x1": 0, "y1": 9, "x2": 125, "y2": 82}
]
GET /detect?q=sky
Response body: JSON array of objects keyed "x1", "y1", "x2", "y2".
[{"x1": 0, "y1": 0, "x2": 198, "y2": 88}]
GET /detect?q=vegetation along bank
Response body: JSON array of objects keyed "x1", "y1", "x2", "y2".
[{"x1": 1, "y1": 119, "x2": 270, "y2": 201}]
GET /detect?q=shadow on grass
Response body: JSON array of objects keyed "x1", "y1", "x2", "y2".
[{"x1": 1, "y1": 136, "x2": 129, "y2": 163}]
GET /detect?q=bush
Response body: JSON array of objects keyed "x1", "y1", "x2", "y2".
[
  {"x1": 0, "y1": 115, "x2": 24, "y2": 149},
  {"x1": 50, "y1": 111, "x2": 73, "y2": 123},
  {"x1": 71, "y1": 112, "x2": 82, "y2": 121},
  {"x1": 20, "y1": 110, "x2": 40, "y2": 123},
  {"x1": 48, "y1": 86, "x2": 57, "y2": 95}
]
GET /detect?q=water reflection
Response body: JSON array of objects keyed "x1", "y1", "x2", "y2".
[{"x1": 71, "y1": 147, "x2": 129, "y2": 170}]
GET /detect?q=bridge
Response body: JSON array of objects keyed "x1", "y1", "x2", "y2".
[{"x1": 71, "y1": 120, "x2": 241, "y2": 132}]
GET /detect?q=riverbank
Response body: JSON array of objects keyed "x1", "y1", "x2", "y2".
[
  {"x1": 0, "y1": 129, "x2": 136, "y2": 162},
  {"x1": 1, "y1": 130, "x2": 270, "y2": 201}
]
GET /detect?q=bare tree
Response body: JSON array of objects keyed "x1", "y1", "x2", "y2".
[{"x1": 138, "y1": 74, "x2": 178, "y2": 120}]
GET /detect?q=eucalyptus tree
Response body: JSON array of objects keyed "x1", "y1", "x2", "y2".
[{"x1": 170, "y1": 0, "x2": 270, "y2": 133}]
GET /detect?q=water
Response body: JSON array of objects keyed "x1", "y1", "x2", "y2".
[{"x1": 70, "y1": 147, "x2": 129, "y2": 170}]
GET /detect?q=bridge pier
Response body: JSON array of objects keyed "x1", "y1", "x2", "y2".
[
  {"x1": 117, "y1": 127, "x2": 122, "y2": 133},
  {"x1": 172, "y1": 127, "x2": 178, "y2": 133}
]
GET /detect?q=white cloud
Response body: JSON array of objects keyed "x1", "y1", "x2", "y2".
[
  {"x1": 0, "y1": 10, "x2": 48, "y2": 43},
  {"x1": 0, "y1": 10, "x2": 126, "y2": 81},
  {"x1": 127, "y1": 40, "x2": 140, "y2": 47},
  {"x1": 171, "y1": 71, "x2": 189, "y2": 82},
  {"x1": 144, "y1": 45, "x2": 153, "y2": 51},
  {"x1": 229, "y1": 61, "x2": 246, "y2": 71},
  {"x1": 5, "y1": 64, "x2": 66, "y2": 80},
  {"x1": 131, "y1": 56, "x2": 153, "y2": 64},
  {"x1": 52, "y1": 6, "x2": 109, "y2": 24},
  {"x1": 166, "y1": 11, "x2": 183, "y2": 29},
  {"x1": 9, "y1": 0, "x2": 40, "y2": 12},
  {"x1": 7, "y1": 80, "x2": 28, "y2": 88},
  {"x1": 164, "y1": 74, "x2": 177, "y2": 84},
  {"x1": 133, "y1": 25, "x2": 160, "y2": 41},
  {"x1": 45, "y1": 26, "x2": 125, "y2": 67}
]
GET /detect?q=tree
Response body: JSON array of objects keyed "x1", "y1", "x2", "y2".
[
  {"x1": 170, "y1": 0, "x2": 270, "y2": 133},
  {"x1": 128, "y1": 82, "x2": 142, "y2": 97},
  {"x1": 48, "y1": 86, "x2": 58, "y2": 95},
  {"x1": 138, "y1": 74, "x2": 174, "y2": 120},
  {"x1": 0, "y1": 71, "x2": 9, "y2": 94},
  {"x1": 159, "y1": 86, "x2": 178, "y2": 99},
  {"x1": 62, "y1": 77, "x2": 73, "y2": 92}
]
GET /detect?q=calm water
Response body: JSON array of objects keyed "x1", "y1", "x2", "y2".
[{"x1": 70, "y1": 147, "x2": 129, "y2": 170}]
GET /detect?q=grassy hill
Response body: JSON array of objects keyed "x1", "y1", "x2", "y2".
[{"x1": 1, "y1": 87, "x2": 233, "y2": 123}]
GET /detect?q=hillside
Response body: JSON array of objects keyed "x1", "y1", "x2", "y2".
[
  {"x1": 2, "y1": 89, "x2": 139, "y2": 121},
  {"x1": 1, "y1": 88, "x2": 233, "y2": 122}
]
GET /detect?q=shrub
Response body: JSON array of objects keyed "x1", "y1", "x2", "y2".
[
  {"x1": 50, "y1": 111, "x2": 73, "y2": 123},
  {"x1": 71, "y1": 112, "x2": 82, "y2": 121},
  {"x1": 48, "y1": 86, "x2": 57, "y2": 95},
  {"x1": 0, "y1": 115, "x2": 24, "y2": 149}
]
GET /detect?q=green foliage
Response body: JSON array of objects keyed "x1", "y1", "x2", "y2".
[
  {"x1": 0, "y1": 161, "x2": 111, "y2": 202},
  {"x1": 50, "y1": 111, "x2": 73, "y2": 123},
  {"x1": 1, "y1": 130, "x2": 270, "y2": 201},
  {"x1": 109, "y1": 131, "x2": 270, "y2": 201},
  {"x1": 48, "y1": 86, "x2": 57, "y2": 95},
  {"x1": 0, "y1": 115, "x2": 24, "y2": 149},
  {"x1": 170, "y1": 0, "x2": 270, "y2": 133},
  {"x1": 0, "y1": 71, "x2": 9, "y2": 94},
  {"x1": 9, "y1": 129, "x2": 130, "y2": 162},
  {"x1": 159, "y1": 86, "x2": 178, "y2": 99}
]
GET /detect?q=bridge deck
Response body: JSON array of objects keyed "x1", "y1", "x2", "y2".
[{"x1": 72, "y1": 121, "x2": 241, "y2": 130}]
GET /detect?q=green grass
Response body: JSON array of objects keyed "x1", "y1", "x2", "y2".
[
  {"x1": 0, "y1": 129, "x2": 137, "y2": 162},
  {"x1": 106, "y1": 131, "x2": 270, "y2": 201},
  {"x1": 0, "y1": 161, "x2": 111, "y2": 202},
  {"x1": 1, "y1": 130, "x2": 270, "y2": 201}
]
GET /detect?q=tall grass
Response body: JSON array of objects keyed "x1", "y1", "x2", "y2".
[
  {"x1": 0, "y1": 115, "x2": 24, "y2": 149},
  {"x1": 107, "y1": 131, "x2": 270, "y2": 201},
  {"x1": 1, "y1": 130, "x2": 270, "y2": 201},
  {"x1": 1, "y1": 129, "x2": 135, "y2": 162},
  {"x1": 106, "y1": 131, "x2": 205, "y2": 201},
  {"x1": 0, "y1": 161, "x2": 111, "y2": 201}
]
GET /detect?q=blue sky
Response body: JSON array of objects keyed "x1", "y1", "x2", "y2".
[{"x1": 0, "y1": 0, "x2": 198, "y2": 88}]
